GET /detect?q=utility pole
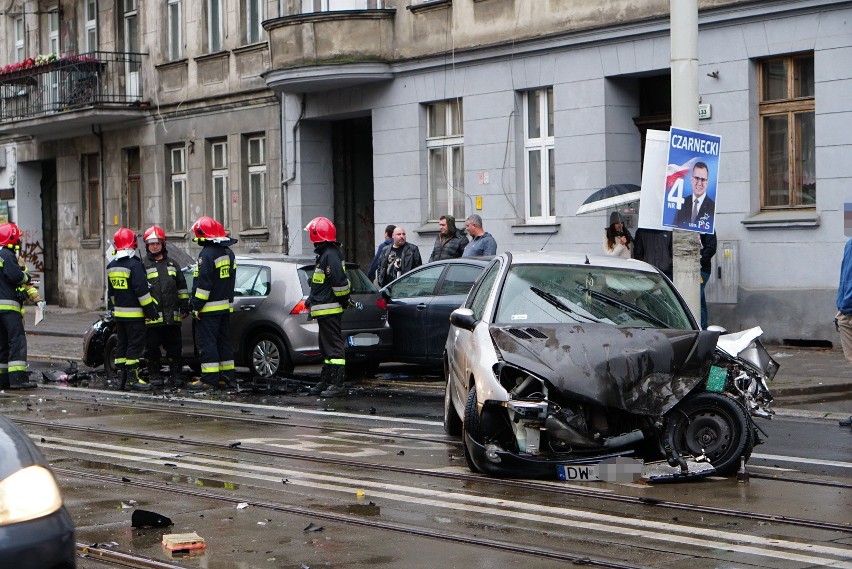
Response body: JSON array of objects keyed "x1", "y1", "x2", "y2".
[{"x1": 670, "y1": 0, "x2": 702, "y2": 322}]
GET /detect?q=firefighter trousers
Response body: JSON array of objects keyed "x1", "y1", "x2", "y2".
[{"x1": 194, "y1": 312, "x2": 234, "y2": 384}]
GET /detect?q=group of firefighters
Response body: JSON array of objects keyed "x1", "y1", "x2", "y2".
[{"x1": 0, "y1": 214, "x2": 352, "y2": 397}]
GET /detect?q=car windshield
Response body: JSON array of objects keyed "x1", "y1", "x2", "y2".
[{"x1": 494, "y1": 264, "x2": 693, "y2": 329}]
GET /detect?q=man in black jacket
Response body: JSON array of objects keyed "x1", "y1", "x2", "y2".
[
  {"x1": 377, "y1": 226, "x2": 422, "y2": 287},
  {"x1": 429, "y1": 215, "x2": 468, "y2": 262},
  {"x1": 142, "y1": 225, "x2": 190, "y2": 386},
  {"x1": 0, "y1": 223, "x2": 39, "y2": 390},
  {"x1": 107, "y1": 227, "x2": 159, "y2": 391},
  {"x1": 186, "y1": 217, "x2": 237, "y2": 391},
  {"x1": 632, "y1": 228, "x2": 673, "y2": 280},
  {"x1": 305, "y1": 216, "x2": 351, "y2": 398}
]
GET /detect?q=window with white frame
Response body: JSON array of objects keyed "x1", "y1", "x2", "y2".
[
  {"x1": 758, "y1": 54, "x2": 815, "y2": 209},
  {"x1": 246, "y1": 0, "x2": 264, "y2": 44},
  {"x1": 167, "y1": 0, "x2": 183, "y2": 60},
  {"x1": 523, "y1": 87, "x2": 555, "y2": 221},
  {"x1": 207, "y1": 0, "x2": 223, "y2": 53},
  {"x1": 300, "y1": 0, "x2": 382, "y2": 13},
  {"x1": 167, "y1": 145, "x2": 187, "y2": 232},
  {"x1": 47, "y1": 8, "x2": 60, "y2": 54},
  {"x1": 426, "y1": 99, "x2": 464, "y2": 221},
  {"x1": 245, "y1": 135, "x2": 266, "y2": 228},
  {"x1": 14, "y1": 16, "x2": 25, "y2": 61},
  {"x1": 85, "y1": 0, "x2": 97, "y2": 52},
  {"x1": 210, "y1": 140, "x2": 229, "y2": 226}
]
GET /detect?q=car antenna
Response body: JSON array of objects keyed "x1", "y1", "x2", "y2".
[
  {"x1": 539, "y1": 230, "x2": 557, "y2": 251},
  {"x1": 585, "y1": 255, "x2": 590, "y2": 264}
]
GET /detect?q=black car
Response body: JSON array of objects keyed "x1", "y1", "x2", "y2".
[
  {"x1": 380, "y1": 258, "x2": 489, "y2": 369},
  {"x1": 0, "y1": 414, "x2": 76, "y2": 568}
]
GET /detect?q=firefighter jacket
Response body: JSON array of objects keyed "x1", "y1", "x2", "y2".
[
  {"x1": 143, "y1": 248, "x2": 189, "y2": 326},
  {"x1": 191, "y1": 241, "x2": 236, "y2": 316},
  {"x1": 0, "y1": 247, "x2": 29, "y2": 314},
  {"x1": 307, "y1": 242, "x2": 350, "y2": 318},
  {"x1": 107, "y1": 253, "x2": 158, "y2": 320}
]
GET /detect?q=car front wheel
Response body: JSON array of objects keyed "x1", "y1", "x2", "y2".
[
  {"x1": 104, "y1": 334, "x2": 118, "y2": 378},
  {"x1": 462, "y1": 386, "x2": 482, "y2": 473},
  {"x1": 443, "y1": 367, "x2": 462, "y2": 436},
  {"x1": 248, "y1": 333, "x2": 291, "y2": 378}
]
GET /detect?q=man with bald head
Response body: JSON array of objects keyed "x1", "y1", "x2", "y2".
[{"x1": 377, "y1": 226, "x2": 422, "y2": 287}]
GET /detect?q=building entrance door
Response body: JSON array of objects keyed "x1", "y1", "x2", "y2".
[{"x1": 332, "y1": 116, "x2": 375, "y2": 271}]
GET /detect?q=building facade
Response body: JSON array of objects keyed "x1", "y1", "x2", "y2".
[{"x1": 0, "y1": 0, "x2": 849, "y2": 345}]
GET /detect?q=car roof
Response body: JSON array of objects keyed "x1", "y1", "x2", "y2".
[
  {"x1": 422, "y1": 257, "x2": 492, "y2": 267},
  {"x1": 505, "y1": 251, "x2": 658, "y2": 273}
]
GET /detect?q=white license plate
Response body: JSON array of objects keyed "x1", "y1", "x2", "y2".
[
  {"x1": 557, "y1": 464, "x2": 599, "y2": 481},
  {"x1": 347, "y1": 333, "x2": 380, "y2": 347}
]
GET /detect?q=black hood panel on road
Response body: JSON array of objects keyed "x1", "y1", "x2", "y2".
[{"x1": 490, "y1": 324, "x2": 720, "y2": 416}]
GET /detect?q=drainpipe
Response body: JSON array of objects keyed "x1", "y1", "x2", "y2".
[
  {"x1": 279, "y1": 92, "x2": 305, "y2": 255},
  {"x1": 93, "y1": 125, "x2": 107, "y2": 310}
]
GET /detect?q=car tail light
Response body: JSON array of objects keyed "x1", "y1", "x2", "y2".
[
  {"x1": 376, "y1": 298, "x2": 388, "y2": 310},
  {"x1": 290, "y1": 299, "x2": 310, "y2": 315}
]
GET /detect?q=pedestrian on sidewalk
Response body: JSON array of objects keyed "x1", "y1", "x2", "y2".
[
  {"x1": 462, "y1": 214, "x2": 498, "y2": 257},
  {"x1": 429, "y1": 215, "x2": 468, "y2": 262},
  {"x1": 377, "y1": 226, "x2": 422, "y2": 287},
  {"x1": 186, "y1": 217, "x2": 237, "y2": 391},
  {"x1": 142, "y1": 225, "x2": 190, "y2": 386},
  {"x1": 305, "y1": 217, "x2": 351, "y2": 398},
  {"x1": 0, "y1": 223, "x2": 39, "y2": 390},
  {"x1": 368, "y1": 224, "x2": 395, "y2": 283},
  {"x1": 699, "y1": 232, "x2": 718, "y2": 329},
  {"x1": 836, "y1": 237, "x2": 852, "y2": 364},
  {"x1": 107, "y1": 228, "x2": 159, "y2": 391}
]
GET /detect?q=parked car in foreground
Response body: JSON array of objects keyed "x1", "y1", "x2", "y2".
[
  {"x1": 83, "y1": 255, "x2": 391, "y2": 379},
  {"x1": 444, "y1": 252, "x2": 777, "y2": 481},
  {"x1": 0, "y1": 414, "x2": 76, "y2": 568},
  {"x1": 379, "y1": 258, "x2": 489, "y2": 369}
]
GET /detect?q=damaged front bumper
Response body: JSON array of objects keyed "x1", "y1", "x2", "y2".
[{"x1": 465, "y1": 433, "x2": 715, "y2": 483}]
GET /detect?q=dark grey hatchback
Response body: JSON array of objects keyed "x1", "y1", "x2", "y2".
[{"x1": 0, "y1": 414, "x2": 76, "y2": 568}]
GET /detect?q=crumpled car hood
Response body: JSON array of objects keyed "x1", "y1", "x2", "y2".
[{"x1": 490, "y1": 324, "x2": 720, "y2": 416}]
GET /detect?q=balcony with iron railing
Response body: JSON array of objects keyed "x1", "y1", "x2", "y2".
[
  {"x1": 0, "y1": 51, "x2": 148, "y2": 138},
  {"x1": 264, "y1": 1, "x2": 395, "y2": 93}
]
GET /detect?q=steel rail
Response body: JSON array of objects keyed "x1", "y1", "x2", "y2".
[
  {"x1": 18, "y1": 416, "x2": 852, "y2": 534},
  {"x1": 59, "y1": 466, "x2": 642, "y2": 569}
]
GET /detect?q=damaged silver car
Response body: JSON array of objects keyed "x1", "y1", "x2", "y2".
[{"x1": 444, "y1": 252, "x2": 777, "y2": 482}]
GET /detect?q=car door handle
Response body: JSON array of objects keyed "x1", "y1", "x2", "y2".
[
  {"x1": 240, "y1": 305, "x2": 256, "y2": 311},
  {"x1": 416, "y1": 303, "x2": 427, "y2": 310}
]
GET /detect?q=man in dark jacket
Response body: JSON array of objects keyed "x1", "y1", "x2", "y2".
[
  {"x1": 368, "y1": 224, "x2": 395, "y2": 282},
  {"x1": 107, "y1": 227, "x2": 159, "y2": 391},
  {"x1": 632, "y1": 228, "x2": 673, "y2": 280},
  {"x1": 305, "y1": 216, "x2": 351, "y2": 398},
  {"x1": 699, "y1": 232, "x2": 718, "y2": 329},
  {"x1": 0, "y1": 223, "x2": 38, "y2": 390},
  {"x1": 142, "y1": 225, "x2": 190, "y2": 386},
  {"x1": 186, "y1": 216, "x2": 237, "y2": 391},
  {"x1": 429, "y1": 215, "x2": 468, "y2": 262},
  {"x1": 377, "y1": 226, "x2": 422, "y2": 287}
]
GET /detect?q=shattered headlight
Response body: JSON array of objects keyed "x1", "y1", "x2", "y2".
[{"x1": 0, "y1": 465, "x2": 63, "y2": 525}]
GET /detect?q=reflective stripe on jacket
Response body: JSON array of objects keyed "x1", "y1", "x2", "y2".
[
  {"x1": 307, "y1": 242, "x2": 350, "y2": 318},
  {"x1": 107, "y1": 255, "x2": 158, "y2": 321},
  {"x1": 191, "y1": 243, "x2": 236, "y2": 315}
]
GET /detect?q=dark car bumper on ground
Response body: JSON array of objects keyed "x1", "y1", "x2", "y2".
[{"x1": 0, "y1": 506, "x2": 76, "y2": 569}]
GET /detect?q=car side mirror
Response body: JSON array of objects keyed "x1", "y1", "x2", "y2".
[{"x1": 450, "y1": 308, "x2": 476, "y2": 331}]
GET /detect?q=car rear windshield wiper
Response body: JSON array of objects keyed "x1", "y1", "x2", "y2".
[
  {"x1": 581, "y1": 287, "x2": 669, "y2": 328},
  {"x1": 529, "y1": 286, "x2": 602, "y2": 323}
]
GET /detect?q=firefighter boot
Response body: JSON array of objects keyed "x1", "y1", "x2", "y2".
[
  {"x1": 128, "y1": 366, "x2": 152, "y2": 392},
  {"x1": 168, "y1": 361, "x2": 186, "y2": 388},
  {"x1": 220, "y1": 369, "x2": 237, "y2": 390},
  {"x1": 147, "y1": 360, "x2": 165, "y2": 387},
  {"x1": 0, "y1": 372, "x2": 9, "y2": 390},
  {"x1": 309, "y1": 365, "x2": 333, "y2": 395},
  {"x1": 9, "y1": 371, "x2": 37, "y2": 390},
  {"x1": 319, "y1": 366, "x2": 347, "y2": 398}
]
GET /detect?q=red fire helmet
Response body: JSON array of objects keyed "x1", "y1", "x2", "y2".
[
  {"x1": 144, "y1": 225, "x2": 166, "y2": 244},
  {"x1": 304, "y1": 216, "x2": 337, "y2": 244},
  {"x1": 191, "y1": 216, "x2": 227, "y2": 241},
  {"x1": 0, "y1": 223, "x2": 22, "y2": 248},
  {"x1": 113, "y1": 227, "x2": 138, "y2": 250}
]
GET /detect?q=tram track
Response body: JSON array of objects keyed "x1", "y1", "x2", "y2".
[
  {"x1": 14, "y1": 414, "x2": 852, "y2": 534},
  {"x1": 61, "y1": 466, "x2": 642, "y2": 569}
]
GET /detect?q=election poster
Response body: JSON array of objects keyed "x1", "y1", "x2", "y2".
[{"x1": 661, "y1": 127, "x2": 721, "y2": 234}]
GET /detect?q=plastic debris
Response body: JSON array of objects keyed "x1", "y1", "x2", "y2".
[
  {"x1": 236, "y1": 502, "x2": 249, "y2": 510},
  {"x1": 131, "y1": 509, "x2": 173, "y2": 528},
  {"x1": 303, "y1": 522, "x2": 323, "y2": 532},
  {"x1": 229, "y1": 441, "x2": 241, "y2": 448}
]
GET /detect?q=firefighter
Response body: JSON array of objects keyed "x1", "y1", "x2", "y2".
[
  {"x1": 305, "y1": 216, "x2": 351, "y2": 398},
  {"x1": 186, "y1": 216, "x2": 236, "y2": 391},
  {"x1": 142, "y1": 225, "x2": 190, "y2": 387},
  {"x1": 0, "y1": 222, "x2": 39, "y2": 390},
  {"x1": 107, "y1": 227, "x2": 159, "y2": 391}
]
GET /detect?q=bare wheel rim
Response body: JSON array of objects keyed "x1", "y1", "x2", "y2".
[{"x1": 252, "y1": 339, "x2": 280, "y2": 377}]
